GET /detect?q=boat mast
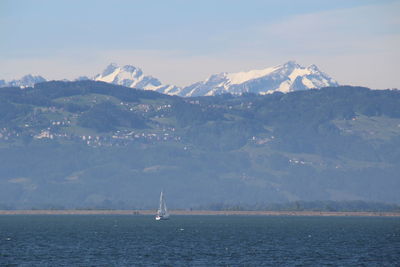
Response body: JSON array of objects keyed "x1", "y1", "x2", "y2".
[{"x1": 158, "y1": 191, "x2": 164, "y2": 214}]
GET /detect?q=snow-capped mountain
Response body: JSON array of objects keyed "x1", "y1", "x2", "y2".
[
  {"x1": 0, "y1": 74, "x2": 46, "y2": 88},
  {"x1": 1, "y1": 61, "x2": 338, "y2": 96},
  {"x1": 179, "y1": 61, "x2": 338, "y2": 97},
  {"x1": 93, "y1": 63, "x2": 180, "y2": 95}
]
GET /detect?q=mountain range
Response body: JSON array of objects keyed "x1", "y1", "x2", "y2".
[
  {"x1": 1, "y1": 61, "x2": 338, "y2": 96},
  {"x1": 0, "y1": 74, "x2": 46, "y2": 88}
]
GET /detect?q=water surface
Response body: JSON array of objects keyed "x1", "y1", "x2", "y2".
[{"x1": 0, "y1": 215, "x2": 399, "y2": 266}]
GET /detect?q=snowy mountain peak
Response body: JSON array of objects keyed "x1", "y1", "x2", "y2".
[
  {"x1": 308, "y1": 63, "x2": 318, "y2": 69},
  {"x1": 101, "y1": 63, "x2": 119, "y2": 76},
  {"x1": 121, "y1": 64, "x2": 140, "y2": 73},
  {"x1": 1, "y1": 61, "x2": 338, "y2": 96},
  {"x1": 93, "y1": 63, "x2": 179, "y2": 94},
  {"x1": 282, "y1": 60, "x2": 300, "y2": 68},
  {"x1": 179, "y1": 61, "x2": 339, "y2": 97},
  {"x1": 0, "y1": 74, "x2": 47, "y2": 88}
]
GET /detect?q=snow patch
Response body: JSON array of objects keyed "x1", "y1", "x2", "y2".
[{"x1": 227, "y1": 66, "x2": 278, "y2": 85}]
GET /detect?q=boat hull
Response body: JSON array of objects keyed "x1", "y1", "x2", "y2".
[{"x1": 155, "y1": 215, "x2": 169, "y2": 221}]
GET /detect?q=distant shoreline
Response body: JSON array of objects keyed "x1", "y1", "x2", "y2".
[{"x1": 0, "y1": 210, "x2": 399, "y2": 217}]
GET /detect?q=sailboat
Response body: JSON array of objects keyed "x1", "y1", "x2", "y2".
[{"x1": 155, "y1": 191, "x2": 169, "y2": 220}]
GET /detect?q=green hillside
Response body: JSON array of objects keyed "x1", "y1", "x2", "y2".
[{"x1": 0, "y1": 81, "x2": 399, "y2": 209}]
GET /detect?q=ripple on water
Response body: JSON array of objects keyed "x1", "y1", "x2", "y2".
[{"x1": 0, "y1": 215, "x2": 399, "y2": 266}]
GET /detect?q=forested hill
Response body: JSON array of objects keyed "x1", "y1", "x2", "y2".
[{"x1": 0, "y1": 81, "x2": 399, "y2": 209}]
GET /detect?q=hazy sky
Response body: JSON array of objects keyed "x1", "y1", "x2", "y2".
[{"x1": 1, "y1": 0, "x2": 399, "y2": 88}]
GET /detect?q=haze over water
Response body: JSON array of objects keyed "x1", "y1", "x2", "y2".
[{"x1": 1, "y1": 215, "x2": 399, "y2": 266}]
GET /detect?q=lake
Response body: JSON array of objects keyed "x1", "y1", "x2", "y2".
[{"x1": 0, "y1": 215, "x2": 399, "y2": 266}]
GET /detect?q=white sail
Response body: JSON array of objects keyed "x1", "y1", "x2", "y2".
[{"x1": 156, "y1": 191, "x2": 169, "y2": 220}]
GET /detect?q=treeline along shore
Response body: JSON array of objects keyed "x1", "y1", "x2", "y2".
[{"x1": 0, "y1": 210, "x2": 399, "y2": 217}]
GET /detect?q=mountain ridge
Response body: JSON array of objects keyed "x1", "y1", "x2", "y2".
[
  {"x1": 93, "y1": 63, "x2": 180, "y2": 95},
  {"x1": 0, "y1": 74, "x2": 46, "y2": 88},
  {"x1": 180, "y1": 61, "x2": 338, "y2": 96},
  {"x1": 1, "y1": 61, "x2": 339, "y2": 96}
]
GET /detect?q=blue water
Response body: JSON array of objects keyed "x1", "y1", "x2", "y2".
[{"x1": 0, "y1": 215, "x2": 399, "y2": 266}]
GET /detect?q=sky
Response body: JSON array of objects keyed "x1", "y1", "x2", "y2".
[{"x1": 0, "y1": 0, "x2": 399, "y2": 88}]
